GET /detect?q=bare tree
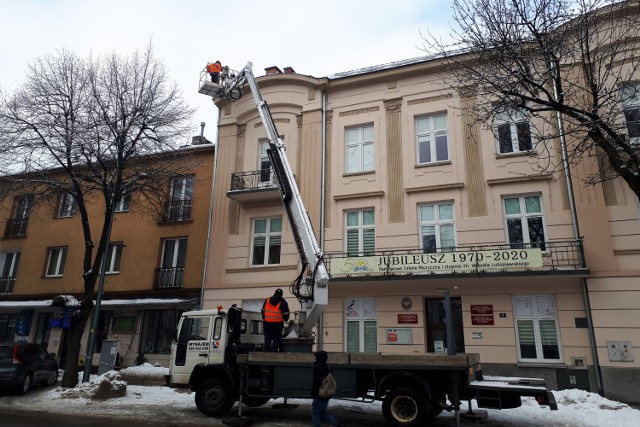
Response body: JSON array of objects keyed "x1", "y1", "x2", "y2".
[
  {"x1": 424, "y1": 0, "x2": 640, "y2": 197},
  {"x1": 0, "y1": 45, "x2": 197, "y2": 387}
]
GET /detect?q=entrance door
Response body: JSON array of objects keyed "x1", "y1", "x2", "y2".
[{"x1": 425, "y1": 297, "x2": 465, "y2": 354}]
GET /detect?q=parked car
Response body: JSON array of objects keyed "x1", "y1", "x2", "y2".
[{"x1": 0, "y1": 342, "x2": 58, "y2": 394}]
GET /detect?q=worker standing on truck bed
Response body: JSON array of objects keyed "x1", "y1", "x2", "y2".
[{"x1": 261, "y1": 288, "x2": 290, "y2": 352}]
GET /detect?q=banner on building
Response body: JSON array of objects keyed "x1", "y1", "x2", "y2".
[{"x1": 330, "y1": 248, "x2": 543, "y2": 275}]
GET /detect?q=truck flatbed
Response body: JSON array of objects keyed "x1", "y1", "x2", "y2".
[{"x1": 242, "y1": 351, "x2": 481, "y2": 368}]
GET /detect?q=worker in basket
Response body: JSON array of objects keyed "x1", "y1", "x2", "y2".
[{"x1": 207, "y1": 60, "x2": 222, "y2": 84}]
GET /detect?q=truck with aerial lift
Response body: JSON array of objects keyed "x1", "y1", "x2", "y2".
[{"x1": 167, "y1": 62, "x2": 558, "y2": 427}]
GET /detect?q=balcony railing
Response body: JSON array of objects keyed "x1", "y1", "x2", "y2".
[
  {"x1": 154, "y1": 267, "x2": 185, "y2": 289},
  {"x1": 161, "y1": 200, "x2": 192, "y2": 223},
  {"x1": 230, "y1": 170, "x2": 279, "y2": 191},
  {"x1": 0, "y1": 276, "x2": 15, "y2": 295},
  {"x1": 324, "y1": 240, "x2": 587, "y2": 279},
  {"x1": 4, "y1": 218, "x2": 28, "y2": 238}
]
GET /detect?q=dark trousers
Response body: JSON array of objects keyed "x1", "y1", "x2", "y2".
[
  {"x1": 210, "y1": 72, "x2": 220, "y2": 84},
  {"x1": 263, "y1": 322, "x2": 284, "y2": 352}
]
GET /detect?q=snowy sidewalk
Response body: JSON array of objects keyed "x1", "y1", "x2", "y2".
[{"x1": 1, "y1": 364, "x2": 639, "y2": 427}]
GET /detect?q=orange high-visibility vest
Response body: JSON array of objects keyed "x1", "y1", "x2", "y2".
[
  {"x1": 207, "y1": 62, "x2": 222, "y2": 73},
  {"x1": 264, "y1": 298, "x2": 284, "y2": 323}
]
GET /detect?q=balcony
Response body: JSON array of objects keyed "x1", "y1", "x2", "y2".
[
  {"x1": 324, "y1": 240, "x2": 588, "y2": 280},
  {"x1": 0, "y1": 276, "x2": 15, "y2": 295},
  {"x1": 160, "y1": 200, "x2": 192, "y2": 223},
  {"x1": 227, "y1": 170, "x2": 282, "y2": 203},
  {"x1": 154, "y1": 267, "x2": 184, "y2": 289},
  {"x1": 4, "y1": 218, "x2": 28, "y2": 238}
]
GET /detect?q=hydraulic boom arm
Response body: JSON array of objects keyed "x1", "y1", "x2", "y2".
[{"x1": 203, "y1": 62, "x2": 328, "y2": 338}]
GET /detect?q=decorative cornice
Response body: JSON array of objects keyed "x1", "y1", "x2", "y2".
[
  {"x1": 255, "y1": 118, "x2": 291, "y2": 128},
  {"x1": 405, "y1": 182, "x2": 465, "y2": 194},
  {"x1": 613, "y1": 249, "x2": 640, "y2": 256},
  {"x1": 326, "y1": 110, "x2": 333, "y2": 125},
  {"x1": 407, "y1": 94, "x2": 452, "y2": 106},
  {"x1": 339, "y1": 106, "x2": 380, "y2": 117},
  {"x1": 237, "y1": 124, "x2": 247, "y2": 137},
  {"x1": 226, "y1": 265, "x2": 298, "y2": 274},
  {"x1": 296, "y1": 114, "x2": 303, "y2": 128},
  {"x1": 333, "y1": 191, "x2": 385, "y2": 201},
  {"x1": 486, "y1": 174, "x2": 553, "y2": 186}
]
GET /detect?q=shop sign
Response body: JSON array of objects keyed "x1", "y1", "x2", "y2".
[
  {"x1": 386, "y1": 328, "x2": 413, "y2": 345},
  {"x1": 50, "y1": 318, "x2": 62, "y2": 328},
  {"x1": 472, "y1": 332, "x2": 483, "y2": 339},
  {"x1": 62, "y1": 307, "x2": 76, "y2": 330},
  {"x1": 397, "y1": 314, "x2": 418, "y2": 324},
  {"x1": 330, "y1": 248, "x2": 543, "y2": 275},
  {"x1": 471, "y1": 305, "x2": 493, "y2": 315}
]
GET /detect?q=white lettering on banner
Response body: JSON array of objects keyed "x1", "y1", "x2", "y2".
[{"x1": 330, "y1": 249, "x2": 543, "y2": 275}]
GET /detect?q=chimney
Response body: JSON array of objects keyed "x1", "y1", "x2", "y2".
[
  {"x1": 191, "y1": 122, "x2": 209, "y2": 145},
  {"x1": 265, "y1": 66, "x2": 283, "y2": 75},
  {"x1": 283, "y1": 67, "x2": 295, "y2": 74}
]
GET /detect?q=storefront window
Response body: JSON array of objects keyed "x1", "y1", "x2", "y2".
[
  {"x1": 140, "y1": 309, "x2": 182, "y2": 354},
  {"x1": 345, "y1": 298, "x2": 377, "y2": 353}
]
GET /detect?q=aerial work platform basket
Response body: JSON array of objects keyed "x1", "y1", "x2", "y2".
[{"x1": 198, "y1": 66, "x2": 243, "y2": 100}]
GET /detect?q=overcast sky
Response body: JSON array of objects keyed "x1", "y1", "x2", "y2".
[{"x1": 0, "y1": 0, "x2": 452, "y2": 142}]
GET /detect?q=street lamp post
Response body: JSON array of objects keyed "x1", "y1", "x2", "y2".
[{"x1": 82, "y1": 193, "x2": 117, "y2": 382}]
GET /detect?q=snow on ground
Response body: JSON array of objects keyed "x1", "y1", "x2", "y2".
[{"x1": 1, "y1": 364, "x2": 639, "y2": 427}]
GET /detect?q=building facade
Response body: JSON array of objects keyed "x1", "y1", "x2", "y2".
[
  {"x1": 202, "y1": 54, "x2": 639, "y2": 402},
  {"x1": 0, "y1": 142, "x2": 214, "y2": 368}
]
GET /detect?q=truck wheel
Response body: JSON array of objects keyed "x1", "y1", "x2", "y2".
[
  {"x1": 382, "y1": 387, "x2": 428, "y2": 427},
  {"x1": 195, "y1": 379, "x2": 235, "y2": 417},
  {"x1": 241, "y1": 396, "x2": 270, "y2": 407}
]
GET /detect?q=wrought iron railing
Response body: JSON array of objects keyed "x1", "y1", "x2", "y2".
[
  {"x1": 324, "y1": 240, "x2": 586, "y2": 278},
  {"x1": 4, "y1": 218, "x2": 28, "y2": 238},
  {"x1": 154, "y1": 267, "x2": 185, "y2": 289},
  {"x1": 0, "y1": 276, "x2": 15, "y2": 295},
  {"x1": 161, "y1": 200, "x2": 192, "y2": 222},
  {"x1": 229, "y1": 170, "x2": 279, "y2": 191}
]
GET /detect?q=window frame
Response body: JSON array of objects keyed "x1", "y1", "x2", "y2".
[
  {"x1": 418, "y1": 202, "x2": 456, "y2": 253},
  {"x1": 344, "y1": 124, "x2": 375, "y2": 174},
  {"x1": 139, "y1": 309, "x2": 183, "y2": 354},
  {"x1": 344, "y1": 298, "x2": 378, "y2": 353},
  {"x1": 57, "y1": 193, "x2": 76, "y2": 218},
  {"x1": 415, "y1": 113, "x2": 449, "y2": 165},
  {"x1": 251, "y1": 217, "x2": 282, "y2": 266},
  {"x1": 45, "y1": 246, "x2": 68, "y2": 277},
  {"x1": 493, "y1": 107, "x2": 534, "y2": 154},
  {"x1": 114, "y1": 194, "x2": 131, "y2": 213},
  {"x1": 513, "y1": 295, "x2": 563, "y2": 363},
  {"x1": 103, "y1": 242, "x2": 124, "y2": 274},
  {"x1": 344, "y1": 208, "x2": 376, "y2": 257},
  {"x1": 502, "y1": 195, "x2": 547, "y2": 250},
  {"x1": 620, "y1": 82, "x2": 640, "y2": 145}
]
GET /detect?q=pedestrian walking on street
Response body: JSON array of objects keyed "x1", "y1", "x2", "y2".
[{"x1": 311, "y1": 351, "x2": 342, "y2": 427}]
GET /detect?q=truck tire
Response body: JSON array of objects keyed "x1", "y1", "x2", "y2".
[
  {"x1": 382, "y1": 386, "x2": 429, "y2": 427},
  {"x1": 241, "y1": 396, "x2": 270, "y2": 407},
  {"x1": 195, "y1": 379, "x2": 235, "y2": 417}
]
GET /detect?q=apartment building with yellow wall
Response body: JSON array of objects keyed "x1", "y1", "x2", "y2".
[
  {"x1": 202, "y1": 48, "x2": 640, "y2": 403},
  {"x1": 0, "y1": 141, "x2": 214, "y2": 368}
]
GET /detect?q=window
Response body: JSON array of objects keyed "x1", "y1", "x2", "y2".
[
  {"x1": 166, "y1": 176, "x2": 194, "y2": 221},
  {"x1": 0, "y1": 313, "x2": 18, "y2": 342},
  {"x1": 57, "y1": 193, "x2": 76, "y2": 218},
  {"x1": 140, "y1": 309, "x2": 182, "y2": 354},
  {"x1": 620, "y1": 83, "x2": 640, "y2": 145},
  {"x1": 514, "y1": 296, "x2": 562, "y2": 363},
  {"x1": 156, "y1": 238, "x2": 187, "y2": 288},
  {"x1": 345, "y1": 124, "x2": 374, "y2": 173},
  {"x1": 252, "y1": 218, "x2": 282, "y2": 265},
  {"x1": 5, "y1": 195, "x2": 32, "y2": 237},
  {"x1": 45, "y1": 247, "x2": 68, "y2": 277},
  {"x1": 0, "y1": 251, "x2": 20, "y2": 294},
  {"x1": 345, "y1": 298, "x2": 377, "y2": 353},
  {"x1": 345, "y1": 209, "x2": 375, "y2": 256},
  {"x1": 503, "y1": 195, "x2": 546, "y2": 250},
  {"x1": 103, "y1": 243, "x2": 123, "y2": 274},
  {"x1": 416, "y1": 113, "x2": 449, "y2": 164},
  {"x1": 419, "y1": 203, "x2": 455, "y2": 252},
  {"x1": 258, "y1": 140, "x2": 274, "y2": 186},
  {"x1": 114, "y1": 194, "x2": 131, "y2": 212},
  {"x1": 493, "y1": 107, "x2": 533, "y2": 154}
]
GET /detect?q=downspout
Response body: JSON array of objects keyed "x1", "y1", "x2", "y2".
[
  {"x1": 553, "y1": 75, "x2": 603, "y2": 396},
  {"x1": 199, "y1": 112, "x2": 221, "y2": 309},
  {"x1": 317, "y1": 90, "x2": 327, "y2": 350}
]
